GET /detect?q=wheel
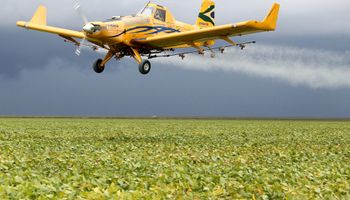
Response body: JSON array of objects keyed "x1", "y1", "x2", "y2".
[
  {"x1": 138, "y1": 60, "x2": 151, "y2": 75},
  {"x1": 93, "y1": 59, "x2": 105, "y2": 73}
]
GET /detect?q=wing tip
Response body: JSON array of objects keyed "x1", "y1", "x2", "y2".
[{"x1": 16, "y1": 21, "x2": 26, "y2": 27}]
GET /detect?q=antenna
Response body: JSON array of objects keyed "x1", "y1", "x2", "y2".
[{"x1": 137, "y1": 1, "x2": 151, "y2": 15}]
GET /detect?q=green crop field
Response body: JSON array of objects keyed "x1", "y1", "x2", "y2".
[{"x1": 0, "y1": 118, "x2": 349, "y2": 199}]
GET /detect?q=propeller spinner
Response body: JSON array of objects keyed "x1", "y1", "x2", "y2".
[{"x1": 82, "y1": 23, "x2": 101, "y2": 34}]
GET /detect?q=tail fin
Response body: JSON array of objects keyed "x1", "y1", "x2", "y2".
[
  {"x1": 262, "y1": 3, "x2": 280, "y2": 31},
  {"x1": 196, "y1": 0, "x2": 215, "y2": 28},
  {"x1": 30, "y1": 5, "x2": 47, "y2": 25}
]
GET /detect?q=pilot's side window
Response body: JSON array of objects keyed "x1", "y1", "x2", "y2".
[{"x1": 154, "y1": 9, "x2": 166, "y2": 22}]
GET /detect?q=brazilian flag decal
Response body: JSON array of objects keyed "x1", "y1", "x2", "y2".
[{"x1": 199, "y1": 5, "x2": 215, "y2": 26}]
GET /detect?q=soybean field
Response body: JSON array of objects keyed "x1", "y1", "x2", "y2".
[{"x1": 0, "y1": 118, "x2": 349, "y2": 199}]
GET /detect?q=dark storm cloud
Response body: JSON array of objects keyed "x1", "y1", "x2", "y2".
[
  {"x1": 0, "y1": 28, "x2": 104, "y2": 78},
  {"x1": 1, "y1": 28, "x2": 72, "y2": 77},
  {"x1": 1, "y1": 59, "x2": 350, "y2": 117}
]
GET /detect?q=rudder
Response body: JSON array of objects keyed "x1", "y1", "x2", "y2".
[{"x1": 196, "y1": 0, "x2": 215, "y2": 28}]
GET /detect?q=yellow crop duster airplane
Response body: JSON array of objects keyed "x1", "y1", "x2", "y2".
[{"x1": 17, "y1": 0, "x2": 280, "y2": 75}]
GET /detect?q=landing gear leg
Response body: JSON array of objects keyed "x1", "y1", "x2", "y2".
[
  {"x1": 92, "y1": 50, "x2": 114, "y2": 73},
  {"x1": 206, "y1": 46, "x2": 216, "y2": 58},
  {"x1": 131, "y1": 47, "x2": 151, "y2": 75}
]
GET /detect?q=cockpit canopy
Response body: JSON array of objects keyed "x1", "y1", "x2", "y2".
[
  {"x1": 137, "y1": 3, "x2": 167, "y2": 22},
  {"x1": 140, "y1": 7, "x2": 154, "y2": 17},
  {"x1": 104, "y1": 3, "x2": 173, "y2": 23}
]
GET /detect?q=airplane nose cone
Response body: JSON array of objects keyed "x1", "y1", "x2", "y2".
[{"x1": 83, "y1": 23, "x2": 95, "y2": 33}]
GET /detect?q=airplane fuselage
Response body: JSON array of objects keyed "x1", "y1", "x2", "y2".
[{"x1": 84, "y1": 3, "x2": 213, "y2": 53}]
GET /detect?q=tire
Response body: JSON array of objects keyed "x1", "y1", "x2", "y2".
[
  {"x1": 93, "y1": 59, "x2": 105, "y2": 73},
  {"x1": 139, "y1": 60, "x2": 151, "y2": 75}
]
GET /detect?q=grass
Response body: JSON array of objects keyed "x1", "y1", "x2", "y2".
[{"x1": 0, "y1": 118, "x2": 349, "y2": 199}]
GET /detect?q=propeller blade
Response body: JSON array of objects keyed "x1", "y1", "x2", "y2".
[
  {"x1": 73, "y1": 0, "x2": 88, "y2": 56},
  {"x1": 73, "y1": 0, "x2": 88, "y2": 24},
  {"x1": 75, "y1": 37, "x2": 86, "y2": 56}
]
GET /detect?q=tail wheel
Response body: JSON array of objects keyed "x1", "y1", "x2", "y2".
[
  {"x1": 139, "y1": 60, "x2": 151, "y2": 75},
  {"x1": 93, "y1": 59, "x2": 105, "y2": 73}
]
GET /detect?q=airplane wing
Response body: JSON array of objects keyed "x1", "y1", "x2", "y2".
[
  {"x1": 17, "y1": 5, "x2": 86, "y2": 40},
  {"x1": 132, "y1": 3, "x2": 280, "y2": 48}
]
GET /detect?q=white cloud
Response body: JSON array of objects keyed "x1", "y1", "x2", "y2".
[{"x1": 154, "y1": 45, "x2": 350, "y2": 89}]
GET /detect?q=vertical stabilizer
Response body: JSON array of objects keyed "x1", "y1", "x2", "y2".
[{"x1": 196, "y1": 0, "x2": 215, "y2": 28}]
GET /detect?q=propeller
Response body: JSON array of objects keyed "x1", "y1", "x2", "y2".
[
  {"x1": 74, "y1": 0, "x2": 88, "y2": 24},
  {"x1": 75, "y1": 37, "x2": 86, "y2": 56},
  {"x1": 73, "y1": 0, "x2": 89, "y2": 56}
]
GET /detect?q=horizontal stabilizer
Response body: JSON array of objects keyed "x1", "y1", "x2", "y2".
[{"x1": 16, "y1": 5, "x2": 88, "y2": 40}]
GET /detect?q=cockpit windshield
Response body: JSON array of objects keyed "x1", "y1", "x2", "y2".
[{"x1": 139, "y1": 6, "x2": 154, "y2": 16}]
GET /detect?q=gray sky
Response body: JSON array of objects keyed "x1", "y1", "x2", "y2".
[
  {"x1": 5, "y1": 0, "x2": 350, "y2": 34},
  {"x1": 1, "y1": 0, "x2": 350, "y2": 117}
]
